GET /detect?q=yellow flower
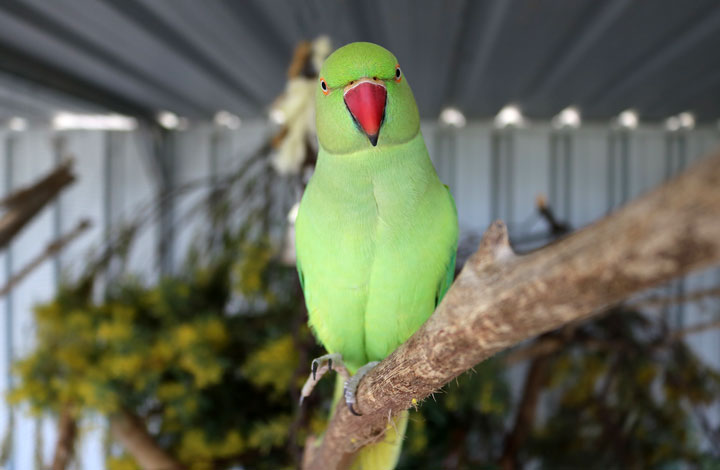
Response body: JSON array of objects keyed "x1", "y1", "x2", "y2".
[
  {"x1": 247, "y1": 416, "x2": 291, "y2": 454},
  {"x1": 179, "y1": 352, "x2": 223, "y2": 388},
  {"x1": 66, "y1": 311, "x2": 93, "y2": 336},
  {"x1": 242, "y1": 335, "x2": 298, "y2": 398},
  {"x1": 201, "y1": 318, "x2": 228, "y2": 348},
  {"x1": 106, "y1": 354, "x2": 143, "y2": 379},
  {"x1": 235, "y1": 242, "x2": 273, "y2": 295},
  {"x1": 76, "y1": 381, "x2": 96, "y2": 404},
  {"x1": 174, "y1": 324, "x2": 198, "y2": 348},
  {"x1": 213, "y1": 430, "x2": 244, "y2": 457},
  {"x1": 57, "y1": 347, "x2": 89, "y2": 372},
  {"x1": 178, "y1": 429, "x2": 214, "y2": 461},
  {"x1": 107, "y1": 455, "x2": 140, "y2": 470},
  {"x1": 157, "y1": 382, "x2": 186, "y2": 401},
  {"x1": 34, "y1": 302, "x2": 63, "y2": 329},
  {"x1": 149, "y1": 340, "x2": 175, "y2": 369},
  {"x1": 111, "y1": 304, "x2": 136, "y2": 322},
  {"x1": 97, "y1": 321, "x2": 133, "y2": 342}
]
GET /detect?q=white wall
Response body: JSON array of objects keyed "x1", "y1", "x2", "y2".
[{"x1": 0, "y1": 121, "x2": 718, "y2": 468}]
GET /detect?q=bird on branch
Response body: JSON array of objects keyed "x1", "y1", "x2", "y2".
[{"x1": 295, "y1": 42, "x2": 459, "y2": 469}]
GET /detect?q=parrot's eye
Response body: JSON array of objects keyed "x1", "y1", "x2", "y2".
[
  {"x1": 395, "y1": 65, "x2": 402, "y2": 82},
  {"x1": 320, "y1": 78, "x2": 329, "y2": 95}
]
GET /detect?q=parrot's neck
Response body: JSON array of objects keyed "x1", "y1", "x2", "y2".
[{"x1": 313, "y1": 132, "x2": 440, "y2": 204}]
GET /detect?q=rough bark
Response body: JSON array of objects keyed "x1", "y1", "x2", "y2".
[
  {"x1": 0, "y1": 160, "x2": 75, "y2": 250},
  {"x1": 51, "y1": 407, "x2": 77, "y2": 470},
  {"x1": 302, "y1": 149, "x2": 720, "y2": 470},
  {"x1": 109, "y1": 409, "x2": 184, "y2": 470}
]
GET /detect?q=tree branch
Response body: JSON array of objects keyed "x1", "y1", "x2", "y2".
[
  {"x1": 503, "y1": 336, "x2": 565, "y2": 366},
  {"x1": 109, "y1": 409, "x2": 184, "y2": 470},
  {"x1": 51, "y1": 406, "x2": 77, "y2": 470},
  {"x1": 302, "y1": 149, "x2": 720, "y2": 470},
  {"x1": 630, "y1": 286, "x2": 720, "y2": 309},
  {"x1": 500, "y1": 353, "x2": 550, "y2": 470},
  {"x1": 0, "y1": 160, "x2": 75, "y2": 250},
  {"x1": 0, "y1": 219, "x2": 91, "y2": 297},
  {"x1": 668, "y1": 319, "x2": 720, "y2": 342}
]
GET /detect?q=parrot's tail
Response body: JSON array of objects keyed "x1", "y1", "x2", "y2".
[
  {"x1": 331, "y1": 376, "x2": 408, "y2": 470},
  {"x1": 349, "y1": 410, "x2": 408, "y2": 470}
]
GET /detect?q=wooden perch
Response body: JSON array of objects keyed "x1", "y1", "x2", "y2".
[
  {"x1": 302, "y1": 149, "x2": 720, "y2": 470},
  {"x1": 0, "y1": 160, "x2": 75, "y2": 250}
]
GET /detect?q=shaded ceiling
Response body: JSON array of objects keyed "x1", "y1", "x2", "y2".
[{"x1": 1, "y1": 0, "x2": 720, "y2": 123}]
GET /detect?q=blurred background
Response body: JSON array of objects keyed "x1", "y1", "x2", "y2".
[{"x1": 0, "y1": 1, "x2": 719, "y2": 469}]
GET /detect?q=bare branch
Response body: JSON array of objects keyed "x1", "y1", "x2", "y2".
[
  {"x1": 500, "y1": 352, "x2": 550, "y2": 470},
  {"x1": 0, "y1": 219, "x2": 91, "y2": 297},
  {"x1": 503, "y1": 337, "x2": 565, "y2": 366},
  {"x1": 631, "y1": 286, "x2": 720, "y2": 309},
  {"x1": 109, "y1": 409, "x2": 184, "y2": 470},
  {"x1": 51, "y1": 406, "x2": 77, "y2": 470},
  {"x1": 0, "y1": 160, "x2": 75, "y2": 250},
  {"x1": 302, "y1": 149, "x2": 720, "y2": 470},
  {"x1": 669, "y1": 319, "x2": 720, "y2": 342}
]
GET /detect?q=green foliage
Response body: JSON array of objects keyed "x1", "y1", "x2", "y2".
[
  {"x1": 401, "y1": 358, "x2": 511, "y2": 469},
  {"x1": 10, "y1": 233, "x2": 321, "y2": 469},
  {"x1": 106, "y1": 454, "x2": 141, "y2": 470},
  {"x1": 529, "y1": 310, "x2": 720, "y2": 469}
]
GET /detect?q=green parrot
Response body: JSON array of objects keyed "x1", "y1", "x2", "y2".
[{"x1": 296, "y1": 42, "x2": 458, "y2": 469}]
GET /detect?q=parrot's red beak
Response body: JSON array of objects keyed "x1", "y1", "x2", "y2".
[{"x1": 344, "y1": 80, "x2": 387, "y2": 146}]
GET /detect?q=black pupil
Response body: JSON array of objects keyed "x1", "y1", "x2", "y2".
[
  {"x1": 396, "y1": 68, "x2": 401, "y2": 78},
  {"x1": 321, "y1": 81, "x2": 326, "y2": 90}
]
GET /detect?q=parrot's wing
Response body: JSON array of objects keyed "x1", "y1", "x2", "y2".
[
  {"x1": 436, "y1": 249, "x2": 456, "y2": 308},
  {"x1": 435, "y1": 185, "x2": 458, "y2": 308},
  {"x1": 297, "y1": 260, "x2": 306, "y2": 293}
]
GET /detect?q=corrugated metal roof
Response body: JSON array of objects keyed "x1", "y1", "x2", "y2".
[{"x1": 0, "y1": 0, "x2": 719, "y2": 122}]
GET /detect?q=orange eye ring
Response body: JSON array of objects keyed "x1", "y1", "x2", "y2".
[
  {"x1": 394, "y1": 65, "x2": 402, "y2": 83},
  {"x1": 320, "y1": 78, "x2": 329, "y2": 95}
]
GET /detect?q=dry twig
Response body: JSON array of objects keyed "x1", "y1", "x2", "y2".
[
  {"x1": 0, "y1": 160, "x2": 75, "y2": 249},
  {"x1": 0, "y1": 219, "x2": 91, "y2": 297}
]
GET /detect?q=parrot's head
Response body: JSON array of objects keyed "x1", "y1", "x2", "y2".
[{"x1": 315, "y1": 42, "x2": 420, "y2": 154}]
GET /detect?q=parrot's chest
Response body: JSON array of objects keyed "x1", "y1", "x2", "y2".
[
  {"x1": 297, "y1": 177, "x2": 454, "y2": 365},
  {"x1": 295, "y1": 141, "x2": 457, "y2": 367},
  {"x1": 302, "y1": 184, "x2": 429, "y2": 284}
]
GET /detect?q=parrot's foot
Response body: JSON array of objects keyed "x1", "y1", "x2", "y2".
[
  {"x1": 299, "y1": 353, "x2": 349, "y2": 406},
  {"x1": 344, "y1": 361, "x2": 380, "y2": 416}
]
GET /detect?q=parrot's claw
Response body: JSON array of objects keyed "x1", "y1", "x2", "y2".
[
  {"x1": 300, "y1": 353, "x2": 349, "y2": 406},
  {"x1": 311, "y1": 359, "x2": 319, "y2": 381},
  {"x1": 343, "y1": 361, "x2": 380, "y2": 416},
  {"x1": 311, "y1": 355, "x2": 336, "y2": 381},
  {"x1": 347, "y1": 402, "x2": 362, "y2": 416}
]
